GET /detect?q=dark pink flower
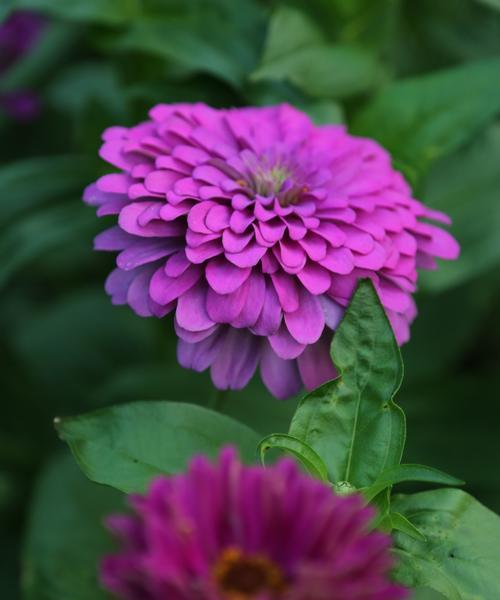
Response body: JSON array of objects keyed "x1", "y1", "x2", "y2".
[
  {"x1": 84, "y1": 103, "x2": 459, "y2": 398},
  {"x1": 101, "y1": 448, "x2": 408, "y2": 600}
]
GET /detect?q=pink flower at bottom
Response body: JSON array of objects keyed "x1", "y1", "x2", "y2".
[
  {"x1": 84, "y1": 103, "x2": 459, "y2": 398},
  {"x1": 101, "y1": 448, "x2": 408, "y2": 600}
]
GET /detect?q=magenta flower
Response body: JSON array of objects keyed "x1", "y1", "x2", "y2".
[
  {"x1": 101, "y1": 448, "x2": 408, "y2": 600},
  {"x1": 0, "y1": 11, "x2": 45, "y2": 120},
  {"x1": 84, "y1": 103, "x2": 459, "y2": 398}
]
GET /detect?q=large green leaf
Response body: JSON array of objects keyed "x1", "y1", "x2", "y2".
[
  {"x1": 354, "y1": 58, "x2": 500, "y2": 178},
  {"x1": 56, "y1": 401, "x2": 261, "y2": 493},
  {"x1": 419, "y1": 125, "x2": 500, "y2": 291},
  {"x1": 251, "y1": 6, "x2": 384, "y2": 98},
  {"x1": 289, "y1": 280, "x2": 405, "y2": 487},
  {"x1": 393, "y1": 489, "x2": 500, "y2": 599},
  {"x1": 22, "y1": 454, "x2": 120, "y2": 600}
]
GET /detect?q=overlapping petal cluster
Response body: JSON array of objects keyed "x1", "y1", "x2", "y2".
[
  {"x1": 101, "y1": 448, "x2": 408, "y2": 600},
  {"x1": 0, "y1": 11, "x2": 45, "y2": 120},
  {"x1": 84, "y1": 103, "x2": 459, "y2": 398}
]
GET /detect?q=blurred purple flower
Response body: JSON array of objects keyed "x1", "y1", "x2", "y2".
[
  {"x1": 0, "y1": 89, "x2": 40, "y2": 120},
  {"x1": 84, "y1": 103, "x2": 459, "y2": 398},
  {"x1": 101, "y1": 448, "x2": 408, "y2": 600},
  {"x1": 0, "y1": 11, "x2": 45, "y2": 121}
]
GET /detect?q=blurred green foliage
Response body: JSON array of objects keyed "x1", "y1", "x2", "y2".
[{"x1": 1, "y1": 0, "x2": 500, "y2": 598}]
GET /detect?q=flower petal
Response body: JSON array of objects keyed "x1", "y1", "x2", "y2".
[
  {"x1": 206, "y1": 257, "x2": 251, "y2": 294},
  {"x1": 260, "y1": 342, "x2": 302, "y2": 400},
  {"x1": 284, "y1": 288, "x2": 324, "y2": 344}
]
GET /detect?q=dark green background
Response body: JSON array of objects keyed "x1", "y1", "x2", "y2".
[{"x1": 1, "y1": 1, "x2": 500, "y2": 598}]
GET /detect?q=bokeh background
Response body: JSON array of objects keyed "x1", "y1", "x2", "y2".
[{"x1": 1, "y1": 1, "x2": 500, "y2": 598}]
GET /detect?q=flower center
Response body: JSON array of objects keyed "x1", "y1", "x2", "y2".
[
  {"x1": 239, "y1": 163, "x2": 308, "y2": 207},
  {"x1": 213, "y1": 547, "x2": 286, "y2": 599},
  {"x1": 252, "y1": 164, "x2": 291, "y2": 197}
]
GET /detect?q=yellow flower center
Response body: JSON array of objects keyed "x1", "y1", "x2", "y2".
[{"x1": 213, "y1": 547, "x2": 286, "y2": 599}]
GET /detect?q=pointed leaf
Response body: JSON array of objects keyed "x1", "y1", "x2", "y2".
[
  {"x1": 289, "y1": 279, "x2": 406, "y2": 487},
  {"x1": 391, "y1": 512, "x2": 426, "y2": 542},
  {"x1": 363, "y1": 464, "x2": 464, "y2": 502}
]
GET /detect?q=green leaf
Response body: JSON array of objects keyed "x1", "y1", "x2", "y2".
[
  {"x1": 475, "y1": 0, "x2": 500, "y2": 10},
  {"x1": 48, "y1": 62, "x2": 128, "y2": 120},
  {"x1": 256, "y1": 5, "x2": 326, "y2": 60},
  {"x1": 22, "y1": 453, "x2": 121, "y2": 600},
  {"x1": 251, "y1": 6, "x2": 384, "y2": 98},
  {"x1": 0, "y1": 22, "x2": 76, "y2": 93},
  {"x1": 0, "y1": 203, "x2": 97, "y2": 289},
  {"x1": 0, "y1": 155, "x2": 95, "y2": 228},
  {"x1": 390, "y1": 512, "x2": 426, "y2": 542},
  {"x1": 289, "y1": 279, "x2": 406, "y2": 487},
  {"x1": 412, "y1": 590, "x2": 446, "y2": 600},
  {"x1": 301, "y1": 100, "x2": 345, "y2": 125},
  {"x1": 362, "y1": 464, "x2": 464, "y2": 502},
  {"x1": 354, "y1": 58, "x2": 500, "y2": 178},
  {"x1": 56, "y1": 401, "x2": 261, "y2": 493},
  {"x1": 13, "y1": 0, "x2": 141, "y2": 24},
  {"x1": 258, "y1": 433, "x2": 329, "y2": 481},
  {"x1": 0, "y1": 1, "x2": 15, "y2": 20},
  {"x1": 419, "y1": 125, "x2": 500, "y2": 291},
  {"x1": 392, "y1": 489, "x2": 500, "y2": 599},
  {"x1": 10, "y1": 289, "x2": 158, "y2": 410},
  {"x1": 109, "y1": 14, "x2": 257, "y2": 87},
  {"x1": 371, "y1": 488, "x2": 391, "y2": 529}
]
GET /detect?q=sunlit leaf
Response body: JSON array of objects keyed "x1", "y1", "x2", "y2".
[
  {"x1": 393, "y1": 489, "x2": 500, "y2": 599},
  {"x1": 252, "y1": 6, "x2": 384, "y2": 98}
]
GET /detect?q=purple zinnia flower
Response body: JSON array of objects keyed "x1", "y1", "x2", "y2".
[
  {"x1": 84, "y1": 103, "x2": 459, "y2": 398},
  {"x1": 101, "y1": 448, "x2": 408, "y2": 600},
  {"x1": 0, "y1": 11, "x2": 45, "y2": 120}
]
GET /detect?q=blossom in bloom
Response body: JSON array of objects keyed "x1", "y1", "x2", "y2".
[
  {"x1": 0, "y1": 11, "x2": 45, "y2": 120},
  {"x1": 84, "y1": 103, "x2": 459, "y2": 398},
  {"x1": 101, "y1": 448, "x2": 408, "y2": 600}
]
